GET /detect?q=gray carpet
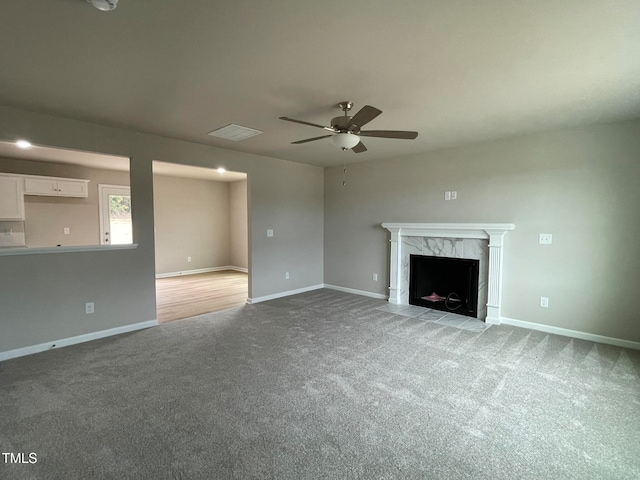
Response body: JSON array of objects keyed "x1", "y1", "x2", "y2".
[{"x1": 1, "y1": 289, "x2": 639, "y2": 479}]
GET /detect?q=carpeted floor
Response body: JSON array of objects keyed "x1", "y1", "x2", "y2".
[{"x1": 1, "y1": 289, "x2": 639, "y2": 479}]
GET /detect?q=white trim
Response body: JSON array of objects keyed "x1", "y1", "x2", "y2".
[
  {"x1": 500, "y1": 317, "x2": 640, "y2": 351},
  {"x1": 381, "y1": 223, "x2": 515, "y2": 240},
  {"x1": 228, "y1": 266, "x2": 248, "y2": 273},
  {"x1": 247, "y1": 284, "x2": 324, "y2": 304},
  {"x1": 323, "y1": 284, "x2": 388, "y2": 300},
  {"x1": 0, "y1": 320, "x2": 158, "y2": 362},
  {"x1": 247, "y1": 284, "x2": 387, "y2": 304},
  {"x1": 0, "y1": 243, "x2": 138, "y2": 257},
  {"x1": 155, "y1": 265, "x2": 248, "y2": 279}
]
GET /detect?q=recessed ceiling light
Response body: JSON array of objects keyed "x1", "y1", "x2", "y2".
[
  {"x1": 207, "y1": 124, "x2": 263, "y2": 142},
  {"x1": 16, "y1": 140, "x2": 32, "y2": 149},
  {"x1": 217, "y1": 168, "x2": 226, "y2": 173}
]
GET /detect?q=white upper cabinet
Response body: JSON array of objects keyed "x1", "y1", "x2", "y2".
[
  {"x1": 0, "y1": 174, "x2": 25, "y2": 220},
  {"x1": 24, "y1": 176, "x2": 89, "y2": 198},
  {"x1": 57, "y1": 179, "x2": 88, "y2": 197},
  {"x1": 0, "y1": 173, "x2": 89, "y2": 221},
  {"x1": 23, "y1": 177, "x2": 57, "y2": 196}
]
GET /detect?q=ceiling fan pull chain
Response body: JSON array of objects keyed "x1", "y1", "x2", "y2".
[{"x1": 343, "y1": 166, "x2": 347, "y2": 186}]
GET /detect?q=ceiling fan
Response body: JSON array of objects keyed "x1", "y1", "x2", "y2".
[{"x1": 279, "y1": 101, "x2": 418, "y2": 153}]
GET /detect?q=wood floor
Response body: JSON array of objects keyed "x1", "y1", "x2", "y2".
[{"x1": 155, "y1": 270, "x2": 248, "y2": 323}]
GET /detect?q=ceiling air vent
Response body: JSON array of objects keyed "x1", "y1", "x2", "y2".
[{"x1": 207, "y1": 124, "x2": 263, "y2": 141}]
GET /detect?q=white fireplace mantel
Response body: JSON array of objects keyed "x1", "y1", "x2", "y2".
[{"x1": 381, "y1": 223, "x2": 515, "y2": 324}]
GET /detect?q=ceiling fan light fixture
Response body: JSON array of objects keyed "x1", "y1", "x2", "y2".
[
  {"x1": 87, "y1": 0, "x2": 118, "y2": 12},
  {"x1": 330, "y1": 133, "x2": 360, "y2": 151}
]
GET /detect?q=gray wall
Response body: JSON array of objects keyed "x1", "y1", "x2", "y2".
[
  {"x1": 0, "y1": 105, "x2": 323, "y2": 353},
  {"x1": 324, "y1": 120, "x2": 640, "y2": 342},
  {"x1": 0, "y1": 157, "x2": 130, "y2": 248},
  {"x1": 230, "y1": 179, "x2": 248, "y2": 269},
  {"x1": 153, "y1": 175, "x2": 242, "y2": 275}
]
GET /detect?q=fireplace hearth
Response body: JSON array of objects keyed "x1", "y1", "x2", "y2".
[{"x1": 409, "y1": 255, "x2": 479, "y2": 318}]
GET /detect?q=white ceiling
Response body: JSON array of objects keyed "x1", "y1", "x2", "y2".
[
  {"x1": 1, "y1": 0, "x2": 639, "y2": 168},
  {"x1": 152, "y1": 161, "x2": 246, "y2": 182},
  {"x1": 0, "y1": 141, "x2": 246, "y2": 182},
  {"x1": 0, "y1": 140, "x2": 130, "y2": 172}
]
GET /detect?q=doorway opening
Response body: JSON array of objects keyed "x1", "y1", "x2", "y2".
[
  {"x1": 98, "y1": 184, "x2": 132, "y2": 245},
  {"x1": 152, "y1": 161, "x2": 248, "y2": 323}
]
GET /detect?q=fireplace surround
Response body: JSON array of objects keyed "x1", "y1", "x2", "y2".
[{"x1": 381, "y1": 223, "x2": 515, "y2": 324}]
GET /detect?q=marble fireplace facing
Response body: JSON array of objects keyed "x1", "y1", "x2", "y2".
[{"x1": 381, "y1": 223, "x2": 515, "y2": 324}]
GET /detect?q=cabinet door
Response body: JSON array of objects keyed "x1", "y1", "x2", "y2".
[
  {"x1": 57, "y1": 180, "x2": 88, "y2": 197},
  {"x1": 24, "y1": 177, "x2": 58, "y2": 196},
  {"x1": 0, "y1": 176, "x2": 25, "y2": 220}
]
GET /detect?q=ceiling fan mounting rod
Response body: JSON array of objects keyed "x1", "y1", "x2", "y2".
[{"x1": 338, "y1": 101, "x2": 353, "y2": 114}]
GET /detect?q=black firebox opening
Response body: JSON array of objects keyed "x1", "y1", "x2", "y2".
[{"x1": 409, "y1": 255, "x2": 480, "y2": 318}]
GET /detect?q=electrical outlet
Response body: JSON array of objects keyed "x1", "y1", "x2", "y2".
[
  {"x1": 285, "y1": 272, "x2": 290, "y2": 280},
  {"x1": 540, "y1": 297, "x2": 549, "y2": 308},
  {"x1": 539, "y1": 234, "x2": 553, "y2": 245},
  {"x1": 187, "y1": 256, "x2": 192, "y2": 262},
  {"x1": 372, "y1": 273, "x2": 378, "y2": 281},
  {"x1": 63, "y1": 227, "x2": 70, "y2": 235},
  {"x1": 85, "y1": 302, "x2": 95, "y2": 314},
  {"x1": 267, "y1": 229, "x2": 274, "y2": 237},
  {"x1": 450, "y1": 191, "x2": 457, "y2": 200}
]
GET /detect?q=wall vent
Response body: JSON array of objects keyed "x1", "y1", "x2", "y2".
[{"x1": 207, "y1": 124, "x2": 263, "y2": 141}]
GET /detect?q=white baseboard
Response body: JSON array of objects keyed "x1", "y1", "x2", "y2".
[
  {"x1": 156, "y1": 265, "x2": 247, "y2": 279},
  {"x1": 227, "y1": 266, "x2": 248, "y2": 273},
  {"x1": 247, "y1": 284, "x2": 324, "y2": 304},
  {"x1": 323, "y1": 284, "x2": 388, "y2": 300},
  {"x1": 248, "y1": 284, "x2": 388, "y2": 304},
  {"x1": 0, "y1": 320, "x2": 158, "y2": 362},
  {"x1": 500, "y1": 317, "x2": 640, "y2": 351}
]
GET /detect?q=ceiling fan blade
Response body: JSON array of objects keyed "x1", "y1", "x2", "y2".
[
  {"x1": 352, "y1": 141, "x2": 367, "y2": 153},
  {"x1": 291, "y1": 134, "x2": 333, "y2": 144},
  {"x1": 279, "y1": 117, "x2": 335, "y2": 132},
  {"x1": 347, "y1": 105, "x2": 382, "y2": 129},
  {"x1": 359, "y1": 130, "x2": 418, "y2": 139}
]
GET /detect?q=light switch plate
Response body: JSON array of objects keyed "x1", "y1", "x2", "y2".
[{"x1": 267, "y1": 229, "x2": 274, "y2": 237}]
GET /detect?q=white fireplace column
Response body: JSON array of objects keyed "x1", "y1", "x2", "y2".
[
  {"x1": 385, "y1": 226, "x2": 403, "y2": 305},
  {"x1": 484, "y1": 228, "x2": 510, "y2": 324},
  {"x1": 381, "y1": 223, "x2": 515, "y2": 324}
]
